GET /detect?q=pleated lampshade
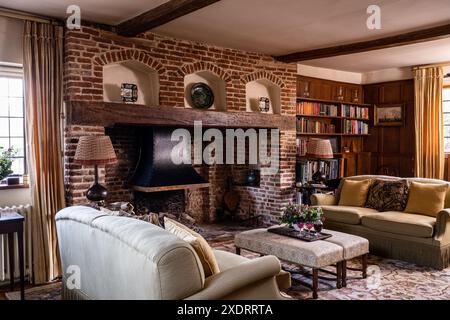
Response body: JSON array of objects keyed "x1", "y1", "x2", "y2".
[
  {"x1": 306, "y1": 139, "x2": 334, "y2": 159},
  {"x1": 74, "y1": 136, "x2": 118, "y2": 166}
]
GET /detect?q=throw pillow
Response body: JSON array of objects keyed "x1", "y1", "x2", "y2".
[
  {"x1": 365, "y1": 180, "x2": 409, "y2": 212},
  {"x1": 338, "y1": 179, "x2": 372, "y2": 207},
  {"x1": 164, "y1": 217, "x2": 220, "y2": 277},
  {"x1": 404, "y1": 182, "x2": 448, "y2": 217}
]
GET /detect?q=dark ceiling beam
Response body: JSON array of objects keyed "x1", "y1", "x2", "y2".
[
  {"x1": 117, "y1": 0, "x2": 222, "y2": 37},
  {"x1": 275, "y1": 23, "x2": 450, "y2": 63}
]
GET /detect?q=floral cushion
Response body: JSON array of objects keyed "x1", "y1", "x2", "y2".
[{"x1": 365, "y1": 180, "x2": 409, "y2": 212}]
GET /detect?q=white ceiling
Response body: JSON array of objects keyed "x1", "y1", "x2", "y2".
[
  {"x1": 302, "y1": 38, "x2": 450, "y2": 73},
  {"x1": 0, "y1": 0, "x2": 170, "y2": 24},
  {"x1": 1, "y1": 0, "x2": 450, "y2": 72}
]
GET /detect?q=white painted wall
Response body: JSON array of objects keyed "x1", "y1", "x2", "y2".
[
  {"x1": 361, "y1": 67, "x2": 414, "y2": 84},
  {"x1": 0, "y1": 188, "x2": 31, "y2": 207},
  {"x1": 298, "y1": 64, "x2": 415, "y2": 85},
  {"x1": 297, "y1": 64, "x2": 362, "y2": 84}
]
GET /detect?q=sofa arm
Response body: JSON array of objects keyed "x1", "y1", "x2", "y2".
[
  {"x1": 311, "y1": 193, "x2": 337, "y2": 206},
  {"x1": 435, "y1": 209, "x2": 450, "y2": 244},
  {"x1": 185, "y1": 255, "x2": 284, "y2": 300}
]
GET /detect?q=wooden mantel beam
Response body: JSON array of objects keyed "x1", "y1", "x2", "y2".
[
  {"x1": 65, "y1": 101, "x2": 296, "y2": 131},
  {"x1": 275, "y1": 23, "x2": 450, "y2": 63},
  {"x1": 117, "y1": 0, "x2": 222, "y2": 37}
]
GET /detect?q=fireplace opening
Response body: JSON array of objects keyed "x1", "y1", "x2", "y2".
[{"x1": 134, "y1": 190, "x2": 185, "y2": 215}]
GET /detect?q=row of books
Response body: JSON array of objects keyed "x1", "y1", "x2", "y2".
[
  {"x1": 342, "y1": 105, "x2": 369, "y2": 119},
  {"x1": 296, "y1": 159, "x2": 343, "y2": 184},
  {"x1": 296, "y1": 137, "x2": 339, "y2": 156},
  {"x1": 296, "y1": 118, "x2": 336, "y2": 134},
  {"x1": 296, "y1": 102, "x2": 339, "y2": 117},
  {"x1": 343, "y1": 120, "x2": 369, "y2": 134}
]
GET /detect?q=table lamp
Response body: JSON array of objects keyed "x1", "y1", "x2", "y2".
[
  {"x1": 74, "y1": 135, "x2": 117, "y2": 203},
  {"x1": 306, "y1": 139, "x2": 334, "y2": 183}
]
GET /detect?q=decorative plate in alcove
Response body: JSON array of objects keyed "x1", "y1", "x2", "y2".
[{"x1": 190, "y1": 83, "x2": 214, "y2": 109}]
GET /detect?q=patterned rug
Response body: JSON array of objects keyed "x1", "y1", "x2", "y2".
[
  {"x1": 5, "y1": 282, "x2": 61, "y2": 300},
  {"x1": 6, "y1": 224, "x2": 449, "y2": 300}
]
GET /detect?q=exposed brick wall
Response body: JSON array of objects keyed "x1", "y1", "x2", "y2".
[{"x1": 64, "y1": 26, "x2": 297, "y2": 222}]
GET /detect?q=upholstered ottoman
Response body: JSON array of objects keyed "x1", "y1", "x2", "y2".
[
  {"x1": 323, "y1": 230, "x2": 369, "y2": 286},
  {"x1": 235, "y1": 228, "x2": 344, "y2": 299}
]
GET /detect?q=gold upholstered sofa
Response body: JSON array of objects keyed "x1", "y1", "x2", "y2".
[{"x1": 311, "y1": 175, "x2": 450, "y2": 270}]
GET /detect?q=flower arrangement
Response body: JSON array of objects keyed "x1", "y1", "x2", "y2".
[{"x1": 280, "y1": 203, "x2": 324, "y2": 229}]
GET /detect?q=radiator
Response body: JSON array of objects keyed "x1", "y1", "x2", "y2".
[{"x1": 0, "y1": 205, "x2": 33, "y2": 282}]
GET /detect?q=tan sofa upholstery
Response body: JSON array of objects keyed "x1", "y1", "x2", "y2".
[
  {"x1": 56, "y1": 206, "x2": 290, "y2": 300},
  {"x1": 311, "y1": 175, "x2": 450, "y2": 269}
]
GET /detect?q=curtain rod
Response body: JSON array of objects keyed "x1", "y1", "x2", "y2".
[
  {"x1": 0, "y1": 7, "x2": 62, "y2": 24},
  {"x1": 412, "y1": 61, "x2": 450, "y2": 70}
]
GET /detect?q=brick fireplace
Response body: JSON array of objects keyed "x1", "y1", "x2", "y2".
[{"x1": 63, "y1": 26, "x2": 298, "y2": 224}]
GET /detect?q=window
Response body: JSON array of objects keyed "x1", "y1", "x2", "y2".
[
  {"x1": 444, "y1": 88, "x2": 450, "y2": 153},
  {"x1": 0, "y1": 73, "x2": 26, "y2": 176}
]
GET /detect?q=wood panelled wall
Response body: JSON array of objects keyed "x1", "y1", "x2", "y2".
[
  {"x1": 297, "y1": 76, "x2": 363, "y2": 102},
  {"x1": 363, "y1": 80, "x2": 415, "y2": 177}
]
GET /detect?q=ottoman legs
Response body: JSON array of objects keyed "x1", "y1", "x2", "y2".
[
  {"x1": 312, "y1": 268, "x2": 318, "y2": 299},
  {"x1": 341, "y1": 260, "x2": 347, "y2": 287},
  {"x1": 362, "y1": 254, "x2": 368, "y2": 278},
  {"x1": 336, "y1": 262, "x2": 343, "y2": 289},
  {"x1": 341, "y1": 253, "x2": 369, "y2": 287}
]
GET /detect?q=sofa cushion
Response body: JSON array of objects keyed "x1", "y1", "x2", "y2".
[
  {"x1": 404, "y1": 182, "x2": 448, "y2": 217},
  {"x1": 338, "y1": 179, "x2": 372, "y2": 207},
  {"x1": 361, "y1": 212, "x2": 436, "y2": 238},
  {"x1": 164, "y1": 217, "x2": 220, "y2": 277},
  {"x1": 321, "y1": 205, "x2": 379, "y2": 225},
  {"x1": 365, "y1": 179, "x2": 409, "y2": 212}
]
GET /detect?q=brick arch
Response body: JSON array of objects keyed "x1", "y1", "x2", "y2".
[
  {"x1": 93, "y1": 49, "x2": 166, "y2": 75},
  {"x1": 240, "y1": 70, "x2": 285, "y2": 88},
  {"x1": 176, "y1": 61, "x2": 232, "y2": 82}
]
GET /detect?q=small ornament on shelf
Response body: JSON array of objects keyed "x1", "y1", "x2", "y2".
[
  {"x1": 337, "y1": 86, "x2": 344, "y2": 101},
  {"x1": 303, "y1": 81, "x2": 310, "y2": 97},
  {"x1": 121, "y1": 83, "x2": 138, "y2": 103},
  {"x1": 258, "y1": 97, "x2": 270, "y2": 113},
  {"x1": 352, "y1": 89, "x2": 359, "y2": 103}
]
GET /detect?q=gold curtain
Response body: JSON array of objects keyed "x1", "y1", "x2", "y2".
[
  {"x1": 414, "y1": 67, "x2": 444, "y2": 179},
  {"x1": 23, "y1": 21, "x2": 65, "y2": 284}
]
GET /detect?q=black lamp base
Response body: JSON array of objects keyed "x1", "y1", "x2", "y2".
[{"x1": 86, "y1": 183, "x2": 108, "y2": 202}]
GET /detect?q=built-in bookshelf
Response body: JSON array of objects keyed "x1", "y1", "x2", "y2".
[
  {"x1": 295, "y1": 97, "x2": 372, "y2": 182},
  {"x1": 296, "y1": 159, "x2": 344, "y2": 185}
]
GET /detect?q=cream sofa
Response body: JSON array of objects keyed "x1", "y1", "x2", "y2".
[
  {"x1": 55, "y1": 206, "x2": 290, "y2": 300},
  {"x1": 311, "y1": 175, "x2": 450, "y2": 270}
]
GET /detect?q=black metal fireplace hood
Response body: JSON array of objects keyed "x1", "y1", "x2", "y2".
[{"x1": 131, "y1": 127, "x2": 209, "y2": 192}]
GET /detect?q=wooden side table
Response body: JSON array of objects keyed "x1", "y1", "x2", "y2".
[{"x1": 0, "y1": 212, "x2": 25, "y2": 300}]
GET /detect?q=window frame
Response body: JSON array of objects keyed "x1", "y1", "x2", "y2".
[{"x1": 0, "y1": 64, "x2": 27, "y2": 179}]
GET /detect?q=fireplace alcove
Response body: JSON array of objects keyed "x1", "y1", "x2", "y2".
[{"x1": 67, "y1": 100, "x2": 295, "y2": 223}]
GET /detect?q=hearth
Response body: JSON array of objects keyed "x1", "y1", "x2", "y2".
[{"x1": 134, "y1": 190, "x2": 185, "y2": 215}]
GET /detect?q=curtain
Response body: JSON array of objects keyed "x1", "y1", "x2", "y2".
[
  {"x1": 23, "y1": 21, "x2": 65, "y2": 284},
  {"x1": 414, "y1": 66, "x2": 444, "y2": 179}
]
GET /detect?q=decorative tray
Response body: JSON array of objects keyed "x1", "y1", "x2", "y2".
[{"x1": 268, "y1": 226, "x2": 332, "y2": 242}]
